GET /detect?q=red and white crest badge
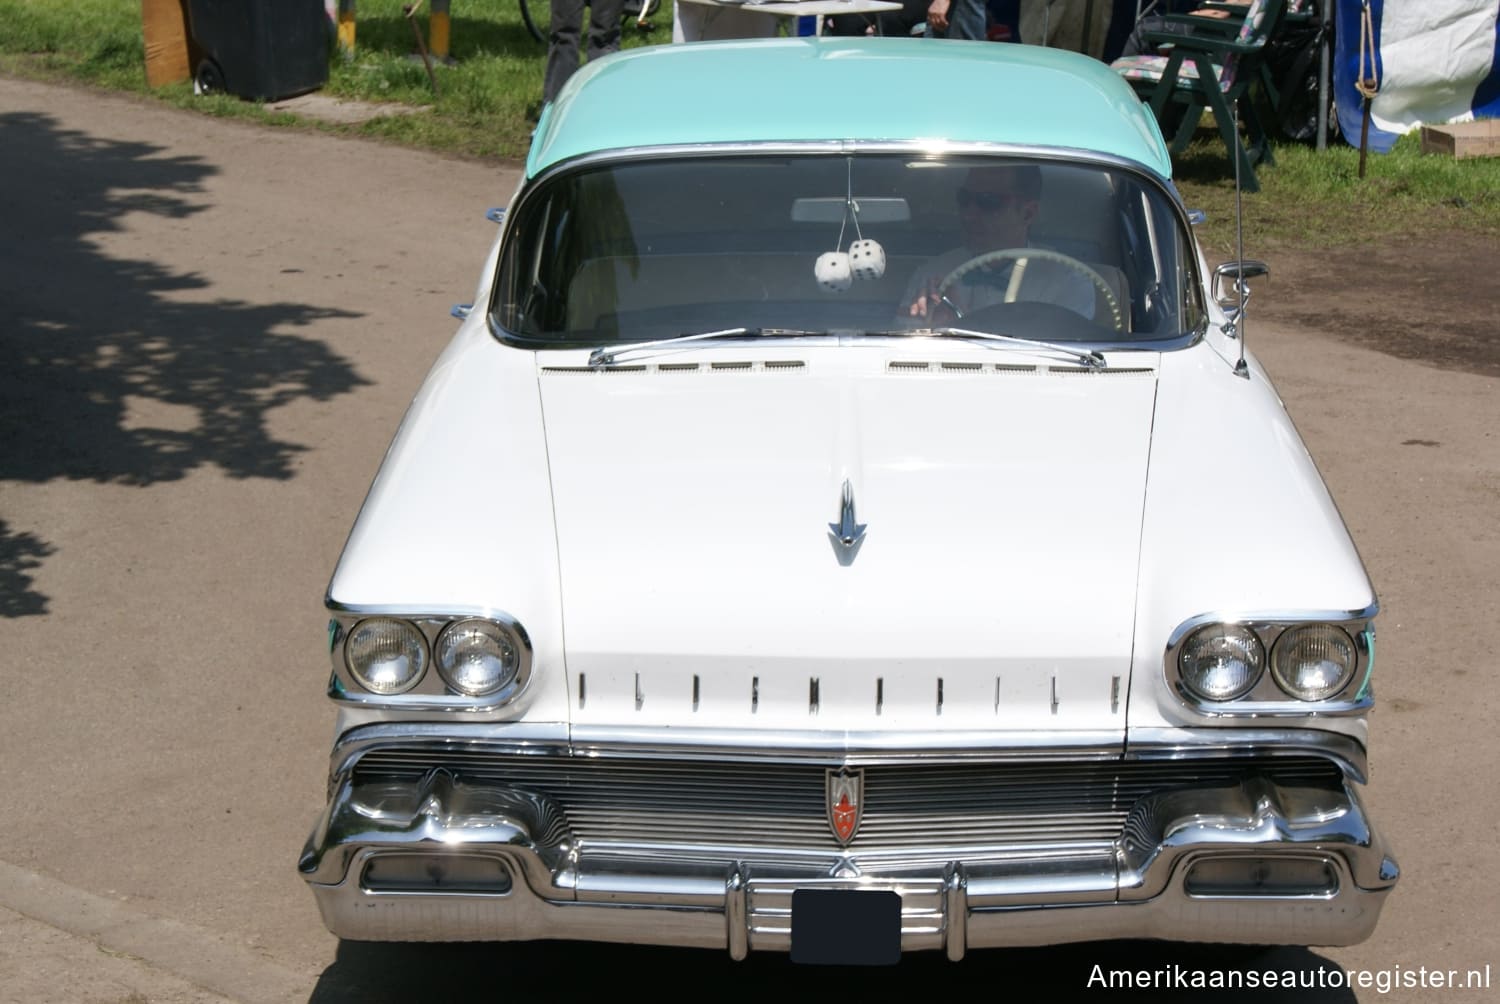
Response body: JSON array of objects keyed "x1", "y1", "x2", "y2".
[{"x1": 826, "y1": 767, "x2": 864, "y2": 846}]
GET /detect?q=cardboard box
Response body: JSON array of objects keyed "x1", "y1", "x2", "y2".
[
  {"x1": 1420, "y1": 120, "x2": 1500, "y2": 160},
  {"x1": 141, "y1": 0, "x2": 194, "y2": 87}
]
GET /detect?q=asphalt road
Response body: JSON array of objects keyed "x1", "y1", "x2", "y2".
[{"x1": 1, "y1": 75, "x2": 1496, "y2": 1003}]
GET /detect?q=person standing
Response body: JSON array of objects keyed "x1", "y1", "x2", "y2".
[
  {"x1": 924, "y1": 0, "x2": 986, "y2": 40},
  {"x1": 1020, "y1": 0, "x2": 1113, "y2": 57},
  {"x1": 544, "y1": 0, "x2": 625, "y2": 103}
]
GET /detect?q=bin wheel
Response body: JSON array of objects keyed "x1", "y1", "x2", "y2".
[{"x1": 195, "y1": 59, "x2": 226, "y2": 96}]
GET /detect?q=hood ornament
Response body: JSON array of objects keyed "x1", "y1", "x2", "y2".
[
  {"x1": 826, "y1": 767, "x2": 864, "y2": 846},
  {"x1": 827, "y1": 479, "x2": 867, "y2": 566}
]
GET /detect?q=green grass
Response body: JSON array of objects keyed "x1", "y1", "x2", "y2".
[
  {"x1": 0, "y1": 0, "x2": 671, "y2": 158},
  {"x1": 3, "y1": 0, "x2": 1498, "y2": 248},
  {"x1": 1, "y1": 0, "x2": 151, "y2": 86},
  {"x1": 1173, "y1": 121, "x2": 1500, "y2": 256}
]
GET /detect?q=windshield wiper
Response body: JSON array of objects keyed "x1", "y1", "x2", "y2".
[
  {"x1": 588, "y1": 326, "x2": 1106, "y2": 369},
  {"x1": 587, "y1": 327, "x2": 828, "y2": 367},
  {"x1": 876, "y1": 327, "x2": 1107, "y2": 370}
]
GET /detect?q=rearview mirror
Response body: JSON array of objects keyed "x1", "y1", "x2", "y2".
[{"x1": 791, "y1": 197, "x2": 911, "y2": 224}]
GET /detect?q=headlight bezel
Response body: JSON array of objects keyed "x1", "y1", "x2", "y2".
[
  {"x1": 1165, "y1": 609, "x2": 1375, "y2": 717},
  {"x1": 328, "y1": 607, "x2": 534, "y2": 710}
]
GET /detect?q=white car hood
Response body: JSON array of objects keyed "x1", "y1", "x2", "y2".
[{"x1": 540, "y1": 349, "x2": 1158, "y2": 740}]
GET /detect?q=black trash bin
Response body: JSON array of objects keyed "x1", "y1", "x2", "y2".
[{"x1": 186, "y1": 0, "x2": 329, "y2": 101}]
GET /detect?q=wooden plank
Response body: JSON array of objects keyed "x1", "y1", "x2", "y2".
[
  {"x1": 1420, "y1": 120, "x2": 1500, "y2": 160},
  {"x1": 141, "y1": 0, "x2": 193, "y2": 88}
]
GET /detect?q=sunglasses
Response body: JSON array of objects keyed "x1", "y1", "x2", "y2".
[{"x1": 956, "y1": 189, "x2": 1028, "y2": 212}]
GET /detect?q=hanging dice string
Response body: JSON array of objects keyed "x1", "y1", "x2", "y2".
[{"x1": 814, "y1": 160, "x2": 885, "y2": 293}]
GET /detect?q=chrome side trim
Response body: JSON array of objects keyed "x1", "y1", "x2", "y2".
[
  {"x1": 1126, "y1": 728, "x2": 1367, "y2": 783},
  {"x1": 328, "y1": 722, "x2": 570, "y2": 781}
]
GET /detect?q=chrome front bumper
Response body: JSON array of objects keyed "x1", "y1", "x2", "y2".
[{"x1": 299, "y1": 748, "x2": 1399, "y2": 957}]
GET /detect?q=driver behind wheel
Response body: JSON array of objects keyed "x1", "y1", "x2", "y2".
[{"x1": 902, "y1": 165, "x2": 1096, "y2": 324}]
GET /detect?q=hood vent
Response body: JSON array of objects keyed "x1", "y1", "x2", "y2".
[
  {"x1": 543, "y1": 360, "x2": 806, "y2": 375},
  {"x1": 889, "y1": 361, "x2": 1154, "y2": 376}
]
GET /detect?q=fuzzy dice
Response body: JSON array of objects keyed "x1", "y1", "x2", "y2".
[
  {"x1": 848, "y1": 239, "x2": 886, "y2": 280},
  {"x1": 815, "y1": 251, "x2": 853, "y2": 293}
]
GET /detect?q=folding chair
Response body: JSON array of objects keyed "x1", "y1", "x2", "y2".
[{"x1": 1111, "y1": 0, "x2": 1287, "y2": 190}]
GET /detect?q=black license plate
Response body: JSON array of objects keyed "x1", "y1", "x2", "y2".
[{"x1": 789, "y1": 888, "x2": 901, "y2": 966}]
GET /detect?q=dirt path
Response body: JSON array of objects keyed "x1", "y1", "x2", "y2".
[
  {"x1": 1, "y1": 75, "x2": 1496, "y2": 1002},
  {"x1": 1258, "y1": 239, "x2": 1500, "y2": 379}
]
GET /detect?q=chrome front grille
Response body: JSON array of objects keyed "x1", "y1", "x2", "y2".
[{"x1": 350, "y1": 749, "x2": 1341, "y2": 851}]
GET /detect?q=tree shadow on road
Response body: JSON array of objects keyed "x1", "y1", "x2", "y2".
[
  {"x1": 310, "y1": 939, "x2": 1359, "y2": 1002},
  {"x1": 0, "y1": 110, "x2": 368, "y2": 616},
  {"x1": 0, "y1": 520, "x2": 54, "y2": 617}
]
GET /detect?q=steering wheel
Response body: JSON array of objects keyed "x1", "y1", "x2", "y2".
[{"x1": 934, "y1": 248, "x2": 1125, "y2": 333}]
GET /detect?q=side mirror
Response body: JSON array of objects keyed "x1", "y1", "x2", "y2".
[
  {"x1": 1212, "y1": 260, "x2": 1269, "y2": 377},
  {"x1": 1213, "y1": 259, "x2": 1269, "y2": 310}
]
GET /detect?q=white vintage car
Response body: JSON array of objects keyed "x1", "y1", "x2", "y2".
[{"x1": 299, "y1": 37, "x2": 1399, "y2": 963}]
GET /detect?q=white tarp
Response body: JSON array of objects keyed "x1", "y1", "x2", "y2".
[{"x1": 1337, "y1": 0, "x2": 1500, "y2": 151}]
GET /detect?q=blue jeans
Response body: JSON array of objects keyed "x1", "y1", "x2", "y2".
[{"x1": 925, "y1": 0, "x2": 986, "y2": 40}]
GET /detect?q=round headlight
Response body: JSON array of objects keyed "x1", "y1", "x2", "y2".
[
  {"x1": 1178, "y1": 623, "x2": 1265, "y2": 701},
  {"x1": 345, "y1": 618, "x2": 428, "y2": 694},
  {"x1": 436, "y1": 619, "x2": 520, "y2": 697},
  {"x1": 1271, "y1": 624, "x2": 1357, "y2": 701}
]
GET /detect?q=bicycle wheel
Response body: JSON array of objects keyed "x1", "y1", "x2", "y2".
[{"x1": 519, "y1": 0, "x2": 548, "y2": 44}]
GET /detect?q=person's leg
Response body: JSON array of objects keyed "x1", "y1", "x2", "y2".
[
  {"x1": 587, "y1": 0, "x2": 625, "y2": 62},
  {"x1": 544, "y1": 0, "x2": 586, "y2": 102},
  {"x1": 946, "y1": 0, "x2": 986, "y2": 40}
]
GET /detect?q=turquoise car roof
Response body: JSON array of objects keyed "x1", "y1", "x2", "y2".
[{"x1": 526, "y1": 37, "x2": 1170, "y2": 179}]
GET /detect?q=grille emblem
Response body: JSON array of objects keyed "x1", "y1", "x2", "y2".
[{"x1": 826, "y1": 767, "x2": 864, "y2": 846}]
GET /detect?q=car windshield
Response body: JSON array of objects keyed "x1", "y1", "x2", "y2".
[{"x1": 491, "y1": 153, "x2": 1202, "y2": 348}]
